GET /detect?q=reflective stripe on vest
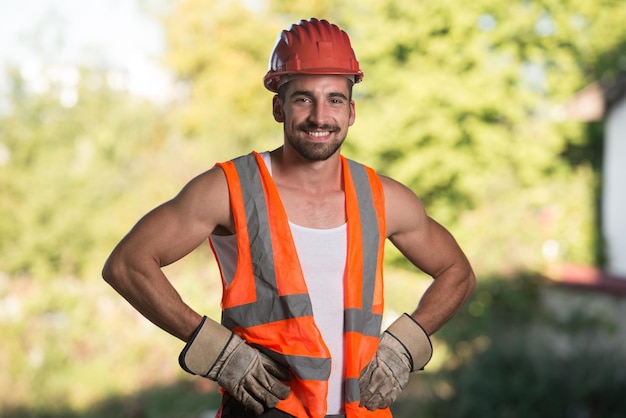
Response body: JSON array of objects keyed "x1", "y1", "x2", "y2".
[{"x1": 214, "y1": 152, "x2": 391, "y2": 418}]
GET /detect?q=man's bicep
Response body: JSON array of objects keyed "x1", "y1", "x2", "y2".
[
  {"x1": 384, "y1": 181, "x2": 464, "y2": 278},
  {"x1": 382, "y1": 175, "x2": 428, "y2": 237},
  {"x1": 121, "y1": 168, "x2": 230, "y2": 267},
  {"x1": 389, "y1": 217, "x2": 455, "y2": 277}
]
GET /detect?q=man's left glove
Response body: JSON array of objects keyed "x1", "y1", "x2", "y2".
[
  {"x1": 358, "y1": 313, "x2": 433, "y2": 411},
  {"x1": 179, "y1": 316, "x2": 291, "y2": 415}
]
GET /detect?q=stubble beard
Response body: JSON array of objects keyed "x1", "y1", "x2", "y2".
[{"x1": 286, "y1": 125, "x2": 345, "y2": 161}]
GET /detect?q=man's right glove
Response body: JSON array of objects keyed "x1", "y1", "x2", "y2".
[
  {"x1": 179, "y1": 316, "x2": 291, "y2": 415},
  {"x1": 358, "y1": 313, "x2": 433, "y2": 411}
]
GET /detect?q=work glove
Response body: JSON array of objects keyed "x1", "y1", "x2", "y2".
[
  {"x1": 179, "y1": 316, "x2": 291, "y2": 415},
  {"x1": 359, "y1": 313, "x2": 432, "y2": 411}
]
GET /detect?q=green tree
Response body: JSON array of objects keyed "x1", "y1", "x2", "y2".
[
  {"x1": 342, "y1": 0, "x2": 626, "y2": 272},
  {"x1": 0, "y1": 68, "x2": 166, "y2": 278},
  {"x1": 160, "y1": 0, "x2": 626, "y2": 275},
  {"x1": 163, "y1": 0, "x2": 285, "y2": 163}
]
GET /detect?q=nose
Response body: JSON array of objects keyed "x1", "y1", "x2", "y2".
[{"x1": 308, "y1": 102, "x2": 330, "y2": 126}]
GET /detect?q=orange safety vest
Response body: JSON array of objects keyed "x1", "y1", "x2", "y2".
[{"x1": 213, "y1": 152, "x2": 391, "y2": 418}]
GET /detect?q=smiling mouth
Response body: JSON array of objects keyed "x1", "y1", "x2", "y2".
[{"x1": 307, "y1": 130, "x2": 332, "y2": 137}]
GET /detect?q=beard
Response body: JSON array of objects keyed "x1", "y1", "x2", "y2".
[{"x1": 286, "y1": 123, "x2": 345, "y2": 161}]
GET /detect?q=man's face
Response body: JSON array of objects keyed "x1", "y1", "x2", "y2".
[{"x1": 273, "y1": 75, "x2": 356, "y2": 161}]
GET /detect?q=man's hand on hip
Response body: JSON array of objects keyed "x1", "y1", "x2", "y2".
[
  {"x1": 179, "y1": 316, "x2": 291, "y2": 415},
  {"x1": 358, "y1": 314, "x2": 432, "y2": 411}
]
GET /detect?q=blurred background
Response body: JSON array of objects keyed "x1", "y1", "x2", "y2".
[{"x1": 1, "y1": 0, "x2": 626, "y2": 417}]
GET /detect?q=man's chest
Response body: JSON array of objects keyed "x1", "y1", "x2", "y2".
[{"x1": 277, "y1": 187, "x2": 346, "y2": 229}]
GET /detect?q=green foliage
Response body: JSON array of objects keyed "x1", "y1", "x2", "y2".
[
  {"x1": 3, "y1": 0, "x2": 626, "y2": 416},
  {"x1": 393, "y1": 275, "x2": 626, "y2": 418},
  {"x1": 0, "y1": 67, "x2": 171, "y2": 278},
  {"x1": 160, "y1": 0, "x2": 626, "y2": 275},
  {"x1": 0, "y1": 267, "x2": 223, "y2": 416},
  {"x1": 0, "y1": 0, "x2": 622, "y2": 283},
  {"x1": 341, "y1": 0, "x2": 626, "y2": 272},
  {"x1": 3, "y1": 0, "x2": 621, "y2": 278},
  {"x1": 1, "y1": 381, "x2": 222, "y2": 418},
  {"x1": 163, "y1": 0, "x2": 284, "y2": 162}
]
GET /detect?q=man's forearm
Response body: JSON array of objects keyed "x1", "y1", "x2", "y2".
[
  {"x1": 411, "y1": 265, "x2": 475, "y2": 335},
  {"x1": 102, "y1": 255, "x2": 202, "y2": 341}
]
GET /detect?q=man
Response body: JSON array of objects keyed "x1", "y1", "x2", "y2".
[{"x1": 103, "y1": 18, "x2": 475, "y2": 418}]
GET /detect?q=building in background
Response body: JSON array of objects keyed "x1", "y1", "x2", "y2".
[{"x1": 562, "y1": 73, "x2": 626, "y2": 283}]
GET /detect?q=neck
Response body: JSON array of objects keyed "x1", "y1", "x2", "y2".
[{"x1": 270, "y1": 146, "x2": 343, "y2": 192}]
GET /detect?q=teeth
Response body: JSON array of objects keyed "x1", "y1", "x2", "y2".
[{"x1": 308, "y1": 131, "x2": 330, "y2": 137}]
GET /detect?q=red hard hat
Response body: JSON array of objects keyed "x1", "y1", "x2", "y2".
[{"x1": 263, "y1": 18, "x2": 364, "y2": 92}]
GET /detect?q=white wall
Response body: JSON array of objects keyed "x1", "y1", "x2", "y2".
[{"x1": 603, "y1": 97, "x2": 626, "y2": 277}]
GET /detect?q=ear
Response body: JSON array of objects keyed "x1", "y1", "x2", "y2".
[
  {"x1": 348, "y1": 100, "x2": 356, "y2": 126},
  {"x1": 272, "y1": 95, "x2": 284, "y2": 122}
]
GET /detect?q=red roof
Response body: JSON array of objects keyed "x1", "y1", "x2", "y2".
[{"x1": 545, "y1": 263, "x2": 626, "y2": 295}]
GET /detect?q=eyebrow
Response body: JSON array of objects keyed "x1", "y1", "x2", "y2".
[{"x1": 290, "y1": 90, "x2": 349, "y2": 101}]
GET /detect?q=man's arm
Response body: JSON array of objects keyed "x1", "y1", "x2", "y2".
[
  {"x1": 383, "y1": 175, "x2": 476, "y2": 334},
  {"x1": 102, "y1": 166, "x2": 292, "y2": 412},
  {"x1": 359, "y1": 176, "x2": 475, "y2": 411},
  {"x1": 101, "y1": 166, "x2": 231, "y2": 341}
]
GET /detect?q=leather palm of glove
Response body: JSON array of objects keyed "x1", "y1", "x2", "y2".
[
  {"x1": 179, "y1": 316, "x2": 291, "y2": 415},
  {"x1": 358, "y1": 313, "x2": 433, "y2": 411}
]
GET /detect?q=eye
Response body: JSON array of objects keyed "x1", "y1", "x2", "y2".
[{"x1": 328, "y1": 94, "x2": 347, "y2": 105}]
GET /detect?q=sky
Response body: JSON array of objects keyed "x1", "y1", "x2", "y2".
[{"x1": 0, "y1": 0, "x2": 172, "y2": 104}]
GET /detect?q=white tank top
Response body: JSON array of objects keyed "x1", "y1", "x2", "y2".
[{"x1": 210, "y1": 152, "x2": 347, "y2": 414}]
